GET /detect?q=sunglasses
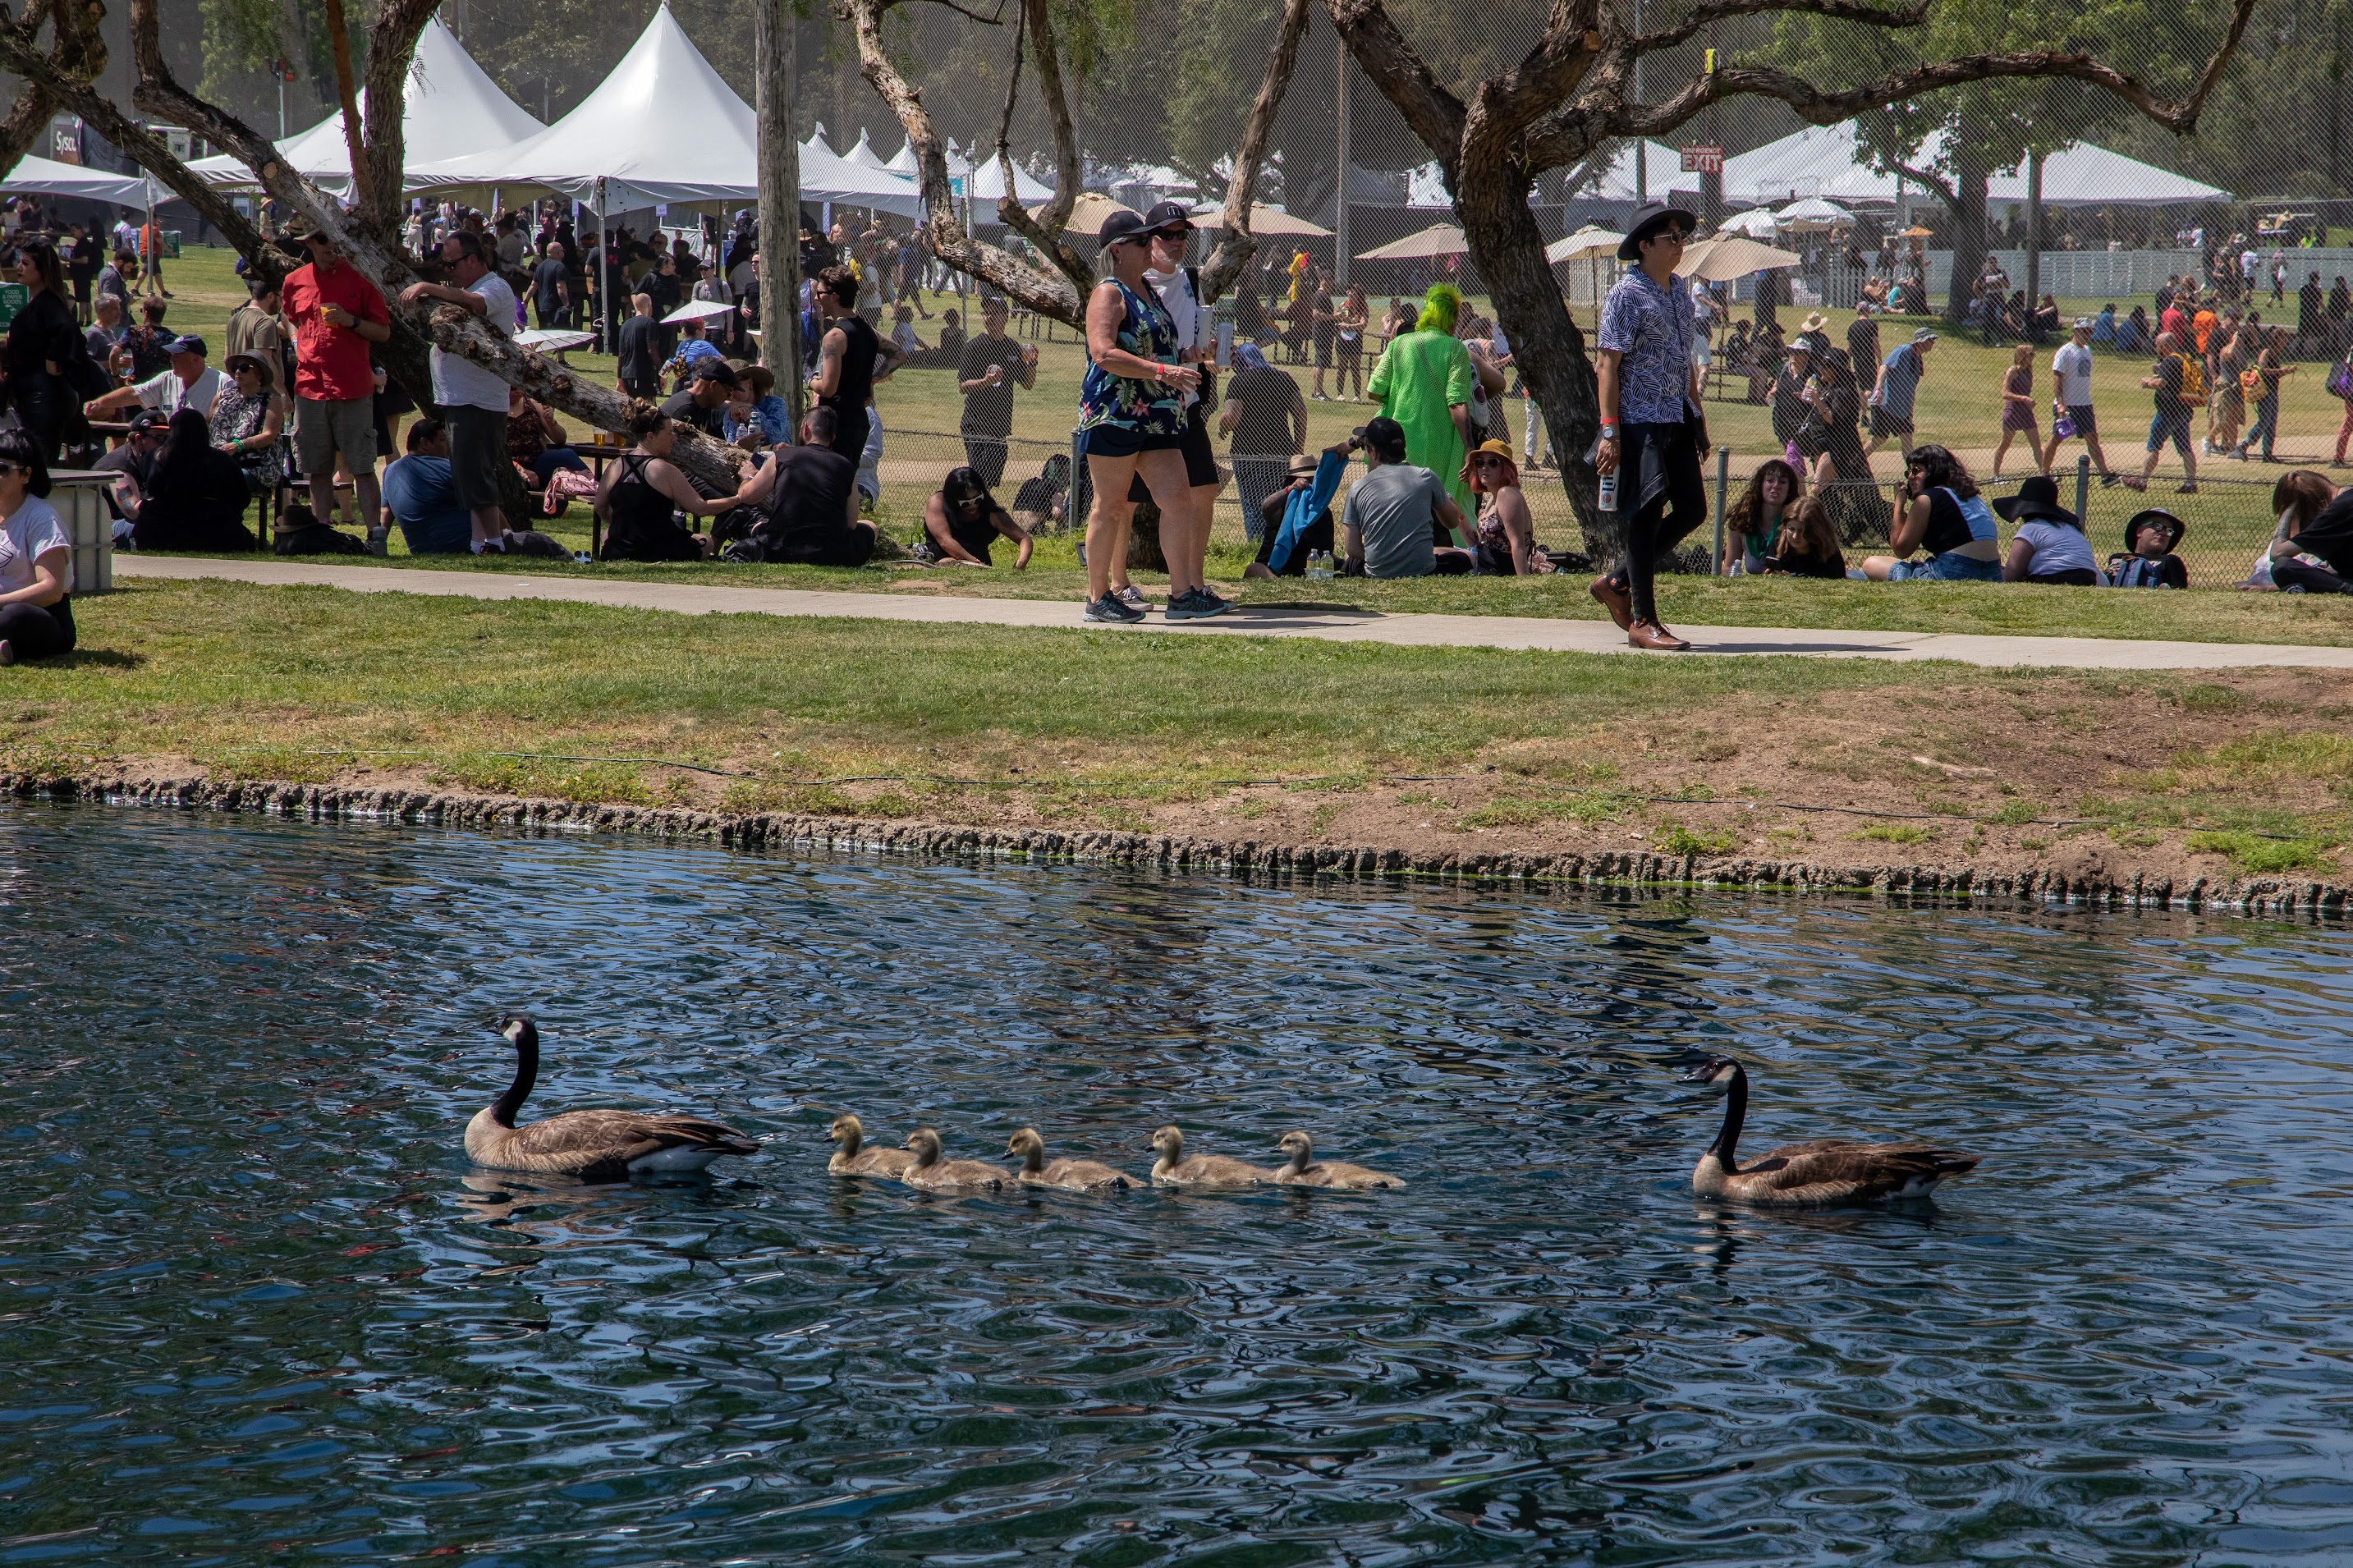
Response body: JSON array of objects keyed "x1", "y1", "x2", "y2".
[
  {"x1": 0, "y1": 460, "x2": 25, "y2": 479},
  {"x1": 1471, "y1": 455, "x2": 1509, "y2": 466}
]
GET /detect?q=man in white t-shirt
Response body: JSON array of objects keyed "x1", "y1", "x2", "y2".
[
  {"x1": 401, "y1": 229, "x2": 521, "y2": 551},
  {"x1": 86, "y1": 333, "x2": 222, "y2": 422},
  {"x1": 2044, "y1": 317, "x2": 2114, "y2": 484}
]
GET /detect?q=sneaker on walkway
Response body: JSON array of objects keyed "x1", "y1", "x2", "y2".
[
  {"x1": 1115, "y1": 585, "x2": 1149, "y2": 607},
  {"x1": 1167, "y1": 588, "x2": 1233, "y2": 621},
  {"x1": 1084, "y1": 594, "x2": 1146, "y2": 624}
]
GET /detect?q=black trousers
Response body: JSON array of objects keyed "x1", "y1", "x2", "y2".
[
  {"x1": 0, "y1": 595, "x2": 75, "y2": 659},
  {"x1": 1608, "y1": 417, "x2": 1709, "y2": 624}
]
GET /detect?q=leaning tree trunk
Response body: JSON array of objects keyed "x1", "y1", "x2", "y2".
[{"x1": 1454, "y1": 162, "x2": 1610, "y2": 564}]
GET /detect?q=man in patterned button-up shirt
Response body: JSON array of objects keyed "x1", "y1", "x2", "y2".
[{"x1": 1593, "y1": 201, "x2": 1708, "y2": 651}]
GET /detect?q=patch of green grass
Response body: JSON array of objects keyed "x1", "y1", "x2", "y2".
[
  {"x1": 1654, "y1": 820, "x2": 1737, "y2": 857},
  {"x1": 205, "y1": 745, "x2": 340, "y2": 785},
  {"x1": 2185, "y1": 830, "x2": 2337, "y2": 874},
  {"x1": 1988, "y1": 798, "x2": 2039, "y2": 825},
  {"x1": 1855, "y1": 823, "x2": 1935, "y2": 846}
]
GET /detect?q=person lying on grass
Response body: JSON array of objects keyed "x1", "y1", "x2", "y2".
[
  {"x1": 915, "y1": 465, "x2": 1031, "y2": 569},
  {"x1": 2108, "y1": 508, "x2": 2189, "y2": 589}
]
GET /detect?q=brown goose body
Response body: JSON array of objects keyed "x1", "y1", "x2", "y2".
[
  {"x1": 1007, "y1": 1127, "x2": 1132, "y2": 1191},
  {"x1": 1273, "y1": 1131, "x2": 1404, "y2": 1190},
  {"x1": 1149, "y1": 1125, "x2": 1274, "y2": 1187},
  {"x1": 901, "y1": 1128, "x2": 1010, "y2": 1191},
  {"x1": 1683, "y1": 1057, "x2": 1979, "y2": 1207},
  {"x1": 465, "y1": 1016, "x2": 759, "y2": 1181},
  {"x1": 828, "y1": 1114, "x2": 915, "y2": 1177}
]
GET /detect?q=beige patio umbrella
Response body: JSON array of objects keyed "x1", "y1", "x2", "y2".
[
  {"x1": 1547, "y1": 225, "x2": 1623, "y2": 262},
  {"x1": 1355, "y1": 222, "x2": 1468, "y2": 260},
  {"x1": 1027, "y1": 191, "x2": 1132, "y2": 239},
  {"x1": 1193, "y1": 202, "x2": 1332, "y2": 237},
  {"x1": 1680, "y1": 235, "x2": 1801, "y2": 285}
]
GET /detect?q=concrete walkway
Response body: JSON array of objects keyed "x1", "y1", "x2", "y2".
[{"x1": 113, "y1": 555, "x2": 2353, "y2": 671}]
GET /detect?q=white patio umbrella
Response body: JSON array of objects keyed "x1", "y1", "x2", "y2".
[
  {"x1": 663, "y1": 298, "x2": 738, "y2": 325},
  {"x1": 1355, "y1": 222, "x2": 1467, "y2": 261},
  {"x1": 1718, "y1": 207, "x2": 1779, "y2": 238},
  {"x1": 1775, "y1": 196, "x2": 1851, "y2": 230}
]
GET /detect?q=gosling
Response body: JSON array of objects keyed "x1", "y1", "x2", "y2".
[
  {"x1": 901, "y1": 1128, "x2": 1009, "y2": 1192},
  {"x1": 1273, "y1": 1130, "x2": 1404, "y2": 1190},
  {"x1": 1148, "y1": 1125, "x2": 1273, "y2": 1187},
  {"x1": 1006, "y1": 1127, "x2": 1133, "y2": 1191},
  {"x1": 828, "y1": 1113, "x2": 913, "y2": 1178}
]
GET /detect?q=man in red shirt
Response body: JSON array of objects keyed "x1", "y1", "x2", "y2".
[{"x1": 280, "y1": 223, "x2": 392, "y2": 543}]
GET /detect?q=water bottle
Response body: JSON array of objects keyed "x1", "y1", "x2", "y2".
[
  {"x1": 1597, "y1": 470, "x2": 1619, "y2": 513},
  {"x1": 1308, "y1": 549, "x2": 1329, "y2": 580}
]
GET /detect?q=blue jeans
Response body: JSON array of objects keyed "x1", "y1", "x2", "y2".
[{"x1": 1888, "y1": 551, "x2": 2002, "y2": 582}]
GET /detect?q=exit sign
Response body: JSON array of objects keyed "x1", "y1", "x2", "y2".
[{"x1": 1681, "y1": 144, "x2": 1724, "y2": 174}]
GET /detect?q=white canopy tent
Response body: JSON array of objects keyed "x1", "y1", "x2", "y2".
[
  {"x1": 408, "y1": 6, "x2": 919, "y2": 216},
  {"x1": 1685, "y1": 121, "x2": 2228, "y2": 209},
  {"x1": 884, "y1": 139, "x2": 918, "y2": 176},
  {"x1": 186, "y1": 17, "x2": 543, "y2": 195},
  {"x1": 2, "y1": 154, "x2": 161, "y2": 207},
  {"x1": 844, "y1": 130, "x2": 890, "y2": 172},
  {"x1": 876, "y1": 137, "x2": 1057, "y2": 205},
  {"x1": 1566, "y1": 140, "x2": 1688, "y2": 204}
]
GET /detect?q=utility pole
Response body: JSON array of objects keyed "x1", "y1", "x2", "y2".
[
  {"x1": 757, "y1": 0, "x2": 805, "y2": 421},
  {"x1": 2024, "y1": 148, "x2": 2043, "y2": 328},
  {"x1": 1633, "y1": 0, "x2": 1646, "y2": 201}
]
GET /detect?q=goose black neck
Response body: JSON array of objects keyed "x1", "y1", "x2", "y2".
[
  {"x1": 1714, "y1": 1065, "x2": 1748, "y2": 1171},
  {"x1": 491, "y1": 1023, "x2": 539, "y2": 1126}
]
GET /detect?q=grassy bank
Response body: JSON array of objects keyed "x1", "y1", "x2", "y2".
[{"x1": 11, "y1": 578, "x2": 2353, "y2": 886}]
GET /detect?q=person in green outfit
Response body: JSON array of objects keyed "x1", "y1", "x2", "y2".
[{"x1": 1367, "y1": 282, "x2": 1475, "y2": 526}]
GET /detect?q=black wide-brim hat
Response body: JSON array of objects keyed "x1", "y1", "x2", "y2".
[
  {"x1": 2123, "y1": 507, "x2": 2187, "y2": 550},
  {"x1": 1617, "y1": 200, "x2": 1700, "y2": 262},
  {"x1": 1993, "y1": 474, "x2": 2077, "y2": 527}
]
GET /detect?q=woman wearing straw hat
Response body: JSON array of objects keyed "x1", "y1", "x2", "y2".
[
  {"x1": 1592, "y1": 200, "x2": 1708, "y2": 650},
  {"x1": 1994, "y1": 475, "x2": 2100, "y2": 585},
  {"x1": 209, "y1": 350, "x2": 288, "y2": 497},
  {"x1": 1075, "y1": 208, "x2": 1213, "y2": 623},
  {"x1": 1460, "y1": 438, "x2": 1551, "y2": 575}
]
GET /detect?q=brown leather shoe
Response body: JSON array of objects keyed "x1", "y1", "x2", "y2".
[
  {"x1": 1589, "y1": 574, "x2": 1633, "y2": 630},
  {"x1": 1627, "y1": 619, "x2": 1690, "y2": 651}
]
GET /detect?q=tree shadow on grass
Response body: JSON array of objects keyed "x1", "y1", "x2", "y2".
[{"x1": 45, "y1": 648, "x2": 144, "y2": 670}]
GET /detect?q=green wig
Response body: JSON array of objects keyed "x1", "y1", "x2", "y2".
[{"x1": 1415, "y1": 282, "x2": 1461, "y2": 333}]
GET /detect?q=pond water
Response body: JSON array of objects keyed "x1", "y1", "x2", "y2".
[{"x1": 4, "y1": 806, "x2": 2353, "y2": 1566}]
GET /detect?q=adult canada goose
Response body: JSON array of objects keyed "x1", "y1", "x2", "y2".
[
  {"x1": 1681, "y1": 1056, "x2": 1980, "y2": 1206},
  {"x1": 1273, "y1": 1131, "x2": 1405, "y2": 1190},
  {"x1": 463, "y1": 1015, "x2": 759, "y2": 1181},
  {"x1": 1006, "y1": 1127, "x2": 1133, "y2": 1191},
  {"x1": 1148, "y1": 1125, "x2": 1273, "y2": 1187},
  {"x1": 828, "y1": 1114, "x2": 914, "y2": 1178},
  {"x1": 901, "y1": 1128, "x2": 1009, "y2": 1191}
]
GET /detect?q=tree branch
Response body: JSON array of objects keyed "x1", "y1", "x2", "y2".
[
  {"x1": 992, "y1": 0, "x2": 1084, "y2": 268},
  {"x1": 1887, "y1": 154, "x2": 1956, "y2": 209},
  {"x1": 360, "y1": 0, "x2": 443, "y2": 243},
  {"x1": 1629, "y1": 0, "x2": 1925, "y2": 57},
  {"x1": 846, "y1": 0, "x2": 1086, "y2": 324},
  {"x1": 1195, "y1": 0, "x2": 1313, "y2": 304},
  {"x1": 1467, "y1": 0, "x2": 1603, "y2": 155},
  {"x1": 320, "y1": 0, "x2": 371, "y2": 220},
  {"x1": 1324, "y1": 0, "x2": 1468, "y2": 186}
]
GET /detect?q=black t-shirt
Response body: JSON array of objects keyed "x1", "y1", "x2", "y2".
[
  {"x1": 659, "y1": 387, "x2": 723, "y2": 437},
  {"x1": 617, "y1": 315, "x2": 661, "y2": 383},
  {"x1": 2291, "y1": 489, "x2": 2353, "y2": 575},
  {"x1": 1227, "y1": 366, "x2": 1303, "y2": 459},
  {"x1": 1012, "y1": 470, "x2": 1066, "y2": 516},
  {"x1": 1846, "y1": 318, "x2": 1879, "y2": 390},
  {"x1": 760, "y1": 446, "x2": 859, "y2": 558},
  {"x1": 958, "y1": 333, "x2": 1028, "y2": 434},
  {"x1": 2151, "y1": 354, "x2": 2186, "y2": 419},
  {"x1": 532, "y1": 257, "x2": 569, "y2": 313},
  {"x1": 1311, "y1": 291, "x2": 1335, "y2": 348},
  {"x1": 938, "y1": 497, "x2": 1009, "y2": 565},
  {"x1": 66, "y1": 236, "x2": 97, "y2": 282}
]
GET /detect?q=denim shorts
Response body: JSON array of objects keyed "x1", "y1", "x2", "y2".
[{"x1": 1887, "y1": 551, "x2": 2002, "y2": 582}]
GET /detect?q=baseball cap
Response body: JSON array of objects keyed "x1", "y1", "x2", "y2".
[
  {"x1": 1361, "y1": 415, "x2": 1406, "y2": 452},
  {"x1": 163, "y1": 334, "x2": 207, "y2": 358},
  {"x1": 1095, "y1": 209, "x2": 1149, "y2": 251},
  {"x1": 1142, "y1": 199, "x2": 1194, "y2": 235},
  {"x1": 126, "y1": 408, "x2": 167, "y2": 433},
  {"x1": 689, "y1": 359, "x2": 740, "y2": 387}
]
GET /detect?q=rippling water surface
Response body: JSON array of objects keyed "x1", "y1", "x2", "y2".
[{"x1": 6, "y1": 805, "x2": 2353, "y2": 1565}]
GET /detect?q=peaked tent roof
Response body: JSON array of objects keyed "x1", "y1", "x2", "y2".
[
  {"x1": 187, "y1": 17, "x2": 544, "y2": 194},
  {"x1": 885, "y1": 139, "x2": 918, "y2": 175},
  {"x1": 845, "y1": 130, "x2": 889, "y2": 170},
  {"x1": 408, "y1": 6, "x2": 919, "y2": 214},
  {"x1": 1688, "y1": 121, "x2": 2227, "y2": 209}
]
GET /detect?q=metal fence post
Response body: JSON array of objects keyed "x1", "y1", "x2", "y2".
[
  {"x1": 1712, "y1": 444, "x2": 1730, "y2": 575},
  {"x1": 2074, "y1": 453, "x2": 2091, "y2": 534}
]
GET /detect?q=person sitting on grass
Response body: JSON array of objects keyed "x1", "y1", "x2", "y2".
[
  {"x1": 1342, "y1": 415, "x2": 1471, "y2": 578},
  {"x1": 2108, "y1": 508, "x2": 2190, "y2": 589},
  {"x1": 916, "y1": 465, "x2": 1032, "y2": 568},
  {"x1": 1994, "y1": 475, "x2": 2101, "y2": 585},
  {"x1": 1757, "y1": 493, "x2": 1846, "y2": 579},
  {"x1": 94, "y1": 406, "x2": 166, "y2": 530},
  {"x1": 2254, "y1": 469, "x2": 2353, "y2": 594},
  {"x1": 1011, "y1": 452, "x2": 1070, "y2": 535},
  {"x1": 0, "y1": 427, "x2": 76, "y2": 665},
  {"x1": 378, "y1": 415, "x2": 474, "y2": 555},
  {"x1": 722, "y1": 364, "x2": 791, "y2": 451},
  {"x1": 504, "y1": 383, "x2": 587, "y2": 493},
  {"x1": 1461, "y1": 438, "x2": 1553, "y2": 575},
  {"x1": 1243, "y1": 452, "x2": 1338, "y2": 580},
  {"x1": 595, "y1": 402, "x2": 745, "y2": 562},
  {"x1": 1721, "y1": 457, "x2": 1804, "y2": 575},
  {"x1": 736, "y1": 405, "x2": 878, "y2": 568},
  {"x1": 660, "y1": 359, "x2": 736, "y2": 439},
  {"x1": 132, "y1": 408, "x2": 256, "y2": 553},
  {"x1": 1855, "y1": 442, "x2": 2002, "y2": 582}
]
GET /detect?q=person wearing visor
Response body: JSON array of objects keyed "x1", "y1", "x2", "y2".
[
  {"x1": 1075, "y1": 208, "x2": 1218, "y2": 623},
  {"x1": 1592, "y1": 200, "x2": 1707, "y2": 650}
]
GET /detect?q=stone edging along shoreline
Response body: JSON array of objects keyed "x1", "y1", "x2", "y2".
[{"x1": 8, "y1": 768, "x2": 2350, "y2": 918}]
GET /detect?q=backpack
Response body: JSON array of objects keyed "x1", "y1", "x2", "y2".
[
  {"x1": 274, "y1": 520, "x2": 370, "y2": 556},
  {"x1": 2173, "y1": 352, "x2": 2206, "y2": 405}
]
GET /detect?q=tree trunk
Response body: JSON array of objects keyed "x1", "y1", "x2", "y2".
[
  {"x1": 1126, "y1": 498, "x2": 1167, "y2": 572},
  {"x1": 1454, "y1": 163, "x2": 1610, "y2": 562},
  {"x1": 756, "y1": 0, "x2": 805, "y2": 421},
  {"x1": 1942, "y1": 154, "x2": 1989, "y2": 323}
]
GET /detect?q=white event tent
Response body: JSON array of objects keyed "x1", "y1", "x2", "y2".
[
  {"x1": 2, "y1": 154, "x2": 161, "y2": 206},
  {"x1": 878, "y1": 137, "x2": 1056, "y2": 204},
  {"x1": 407, "y1": 5, "x2": 919, "y2": 217},
  {"x1": 1566, "y1": 140, "x2": 1687, "y2": 203},
  {"x1": 1681, "y1": 121, "x2": 2227, "y2": 209},
  {"x1": 186, "y1": 17, "x2": 544, "y2": 195}
]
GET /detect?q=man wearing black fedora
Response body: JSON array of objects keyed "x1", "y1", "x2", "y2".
[{"x1": 1592, "y1": 199, "x2": 1706, "y2": 650}]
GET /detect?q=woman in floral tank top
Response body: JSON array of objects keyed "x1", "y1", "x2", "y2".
[{"x1": 1076, "y1": 209, "x2": 1199, "y2": 623}]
